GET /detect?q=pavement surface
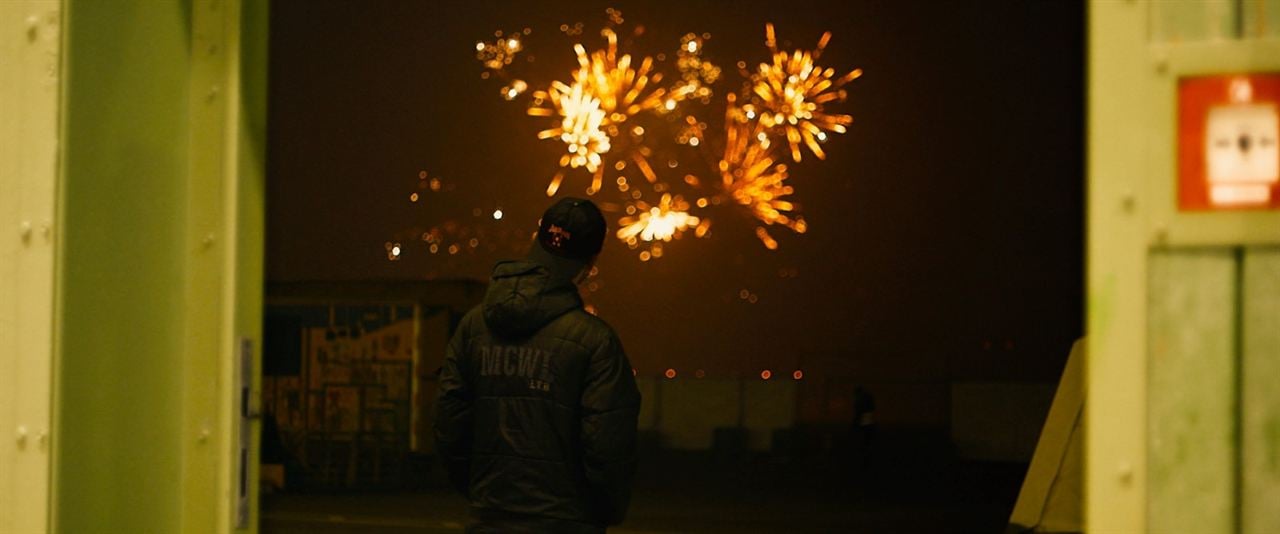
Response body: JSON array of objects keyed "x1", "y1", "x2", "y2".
[{"x1": 263, "y1": 447, "x2": 1025, "y2": 533}]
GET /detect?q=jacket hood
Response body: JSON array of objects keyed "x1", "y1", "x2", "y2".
[{"x1": 482, "y1": 260, "x2": 583, "y2": 339}]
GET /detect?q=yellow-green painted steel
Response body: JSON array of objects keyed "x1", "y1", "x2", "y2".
[
  {"x1": 1146, "y1": 251, "x2": 1237, "y2": 533},
  {"x1": 1089, "y1": 1, "x2": 1280, "y2": 531},
  {"x1": 238, "y1": 0, "x2": 269, "y2": 529},
  {"x1": 1243, "y1": 248, "x2": 1280, "y2": 534},
  {"x1": 55, "y1": 1, "x2": 192, "y2": 530},
  {"x1": 0, "y1": 1, "x2": 61, "y2": 532},
  {"x1": 1088, "y1": 1, "x2": 1151, "y2": 530},
  {"x1": 53, "y1": 0, "x2": 266, "y2": 532},
  {"x1": 1243, "y1": 0, "x2": 1280, "y2": 38}
]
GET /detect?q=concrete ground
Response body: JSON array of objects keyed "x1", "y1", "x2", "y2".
[{"x1": 262, "y1": 442, "x2": 1025, "y2": 533}]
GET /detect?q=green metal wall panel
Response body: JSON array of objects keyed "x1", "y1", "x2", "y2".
[
  {"x1": 1243, "y1": 248, "x2": 1280, "y2": 534},
  {"x1": 1150, "y1": 0, "x2": 1238, "y2": 42},
  {"x1": 1243, "y1": 0, "x2": 1280, "y2": 38},
  {"x1": 54, "y1": 1, "x2": 191, "y2": 531},
  {"x1": 1147, "y1": 250, "x2": 1237, "y2": 533}
]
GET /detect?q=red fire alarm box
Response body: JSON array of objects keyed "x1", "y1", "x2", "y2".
[{"x1": 1178, "y1": 74, "x2": 1280, "y2": 211}]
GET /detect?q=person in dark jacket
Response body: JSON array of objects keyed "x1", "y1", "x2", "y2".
[{"x1": 435, "y1": 197, "x2": 642, "y2": 534}]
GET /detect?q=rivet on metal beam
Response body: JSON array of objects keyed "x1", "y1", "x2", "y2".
[
  {"x1": 1152, "y1": 51, "x2": 1169, "y2": 75},
  {"x1": 20, "y1": 221, "x2": 32, "y2": 242},
  {"x1": 1117, "y1": 461, "x2": 1133, "y2": 485},
  {"x1": 202, "y1": 233, "x2": 216, "y2": 249},
  {"x1": 42, "y1": 220, "x2": 51, "y2": 240},
  {"x1": 1121, "y1": 194, "x2": 1135, "y2": 213},
  {"x1": 207, "y1": 85, "x2": 220, "y2": 102},
  {"x1": 16, "y1": 426, "x2": 27, "y2": 448},
  {"x1": 26, "y1": 15, "x2": 38, "y2": 42},
  {"x1": 199, "y1": 428, "x2": 210, "y2": 443}
]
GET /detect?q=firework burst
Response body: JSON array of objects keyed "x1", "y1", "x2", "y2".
[
  {"x1": 535, "y1": 81, "x2": 612, "y2": 173},
  {"x1": 746, "y1": 23, "x2": 861, "y2": 162},
  {"x1": 529, "y1": 28, "x2": 699, "y2": 195},
  {"x1": 469, "y1": 12, "x2": 863, "y2": 257},
  {"x1": 616, "y1": 193, "x2": 703, "y2": 246},
  {"x1": 720, "y1": 95, "x2": 806, "y2": 248}
]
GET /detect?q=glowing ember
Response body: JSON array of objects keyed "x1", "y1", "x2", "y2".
[{"x1": 475, "y1": 30, "x2": 527, "y2": 71}]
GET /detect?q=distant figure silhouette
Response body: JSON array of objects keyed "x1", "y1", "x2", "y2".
[{"x1": 851, "y1": 385, "x2": 877, "y2": 474}]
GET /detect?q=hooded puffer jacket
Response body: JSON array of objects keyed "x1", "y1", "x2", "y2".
[{"x1": 435, "y1": 260, "x2": 641, "y2": 533}]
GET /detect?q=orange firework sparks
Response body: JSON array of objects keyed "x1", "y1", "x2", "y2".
[
  {"x1": 475, "y1": 29, "x2": 528, "y2": 71},
  {"x1": 469, "y1": 13, "x2": 863, "y2": 258},
  {"x1": 616, "y1": 193, "x2": 701, "y2": 248},
  {"x1": 720, "y1": 95, "x2": 807, "y2": 248},
  {"x1": 747, "y1": 23, "x2": 861, "y2": 162},
  {"x1": 534, "y1": 81, "x2": 611, "y2": 175},
  {"x1": 529, "y1": 28, "x2": 697, "y2": 195}
]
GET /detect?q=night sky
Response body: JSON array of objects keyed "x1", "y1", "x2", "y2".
[{"x1": 267, "y1": 0, "x2": 1083, "y2": 386}]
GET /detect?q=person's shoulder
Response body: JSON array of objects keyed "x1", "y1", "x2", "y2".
[
  {"x1": 563, "y1": 308, "x2": 620, "y2": 346},
  {"x1": 452, "y1": 306, "x2": 486, "y2": 336}
]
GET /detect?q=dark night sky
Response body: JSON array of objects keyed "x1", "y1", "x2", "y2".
[{"x1": 267, "y1": 0, "x2": 1083, "y2": 385}]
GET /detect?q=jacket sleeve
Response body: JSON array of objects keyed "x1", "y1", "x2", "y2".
[
  {"x1": 434, "y1": 319, "x2": 473, "y2": 497},
  {"x1": 579, "y1": 331, "x2": 641, "y2": 525}
]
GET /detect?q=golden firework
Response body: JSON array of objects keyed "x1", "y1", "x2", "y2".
[
  {"x1": 534, "y1": 81, "x2": 612, "y2": 173},
  {"x1": 529, "y1": 28, "x2": 696, "y2": 195},
  {"x1": 675, "y1": 33, "x2": 720, "y2": 104},
  {"x1": 469, "y1": 13, "x2": 864, "y2": 258},
  {"x1": 747, "y1": 23, "x2": 861, "y2": 162},
  {"x1": 616, "y1": 193, "x2": 702, "y2": 245},
  {"x1": 720, "y1": 95, "x2": 807, "y2": 248}
]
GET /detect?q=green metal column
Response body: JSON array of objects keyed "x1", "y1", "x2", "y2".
[
  {"x1": 53, "y1": 0, "x2": 266, "y2": 532},
  {"x1": 238, "y1": 0, "x2": 269, "y2": 529},
  {"x1": 55, "y1": 1, "x2": 192, "y2": 531}
]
